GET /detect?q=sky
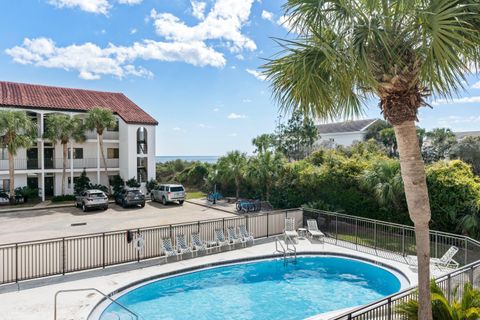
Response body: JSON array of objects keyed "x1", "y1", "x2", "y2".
[{"x1": 0, "y1": 0, "x2": 479, "y2": 156}]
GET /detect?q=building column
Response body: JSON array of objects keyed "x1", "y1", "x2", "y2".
[
  {"x1": 39, "y1": 112, "x2": 45, "y2": 201},
  {"x1": 70, "y1": 141, "x2": 74, "y2": 195},
  {"x1": 96, "y1": 134, "x2": 101, "y2": 184}
]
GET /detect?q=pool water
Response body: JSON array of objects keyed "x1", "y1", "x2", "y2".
[{"x1": 99, "y1": 256, "x2": 402, "y2": 320}]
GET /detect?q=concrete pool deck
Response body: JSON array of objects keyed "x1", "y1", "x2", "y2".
[{"x1": 0, "y1": 237, "x2": 448, "y2": 320}]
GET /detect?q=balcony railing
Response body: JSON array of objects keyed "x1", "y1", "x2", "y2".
[
  {"x1": 0, "y1": 158, "x2": 120, "y2": 170},
  {"x1": 85, "y1": 131, "x2": 119, "y2": 140}
]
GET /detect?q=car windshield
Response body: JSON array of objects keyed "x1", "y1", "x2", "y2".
[
  {"x1": 128, "y1": 190, "x2": 142, "y2": 195},
  {"x1": 170, "y1": 187, "x2": 184, "y2": 192},
  {"x1": 90, "y1": 192, "x2": 104, "y2": 198}
]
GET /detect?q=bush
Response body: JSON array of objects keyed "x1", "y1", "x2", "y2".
[
  {"x1": 52, "y1": 194, "x2": 76, "y2": 202},
  {"x1": 88, "y1": 183, "x2": 108, "y2": 193},
  {"x1": 125, "y1": 178, "x2": 140, "y2": 188},
  {"x1": 14, "y1": 186, "x2": 39, "y2": 202},
  {"x1": 74, "y1": 169, "x2": 91, "y2": 195},
  {"x1": 110, "y1": 175, "x2": 125, "y2": 194},
  {"x1": 146, "y1": 178, "x2": 159, "y2": 193}
]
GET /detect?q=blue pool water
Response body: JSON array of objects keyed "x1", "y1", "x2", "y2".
[{"x1": 99, "y1": 256, "x2": 402, "y2": 320}]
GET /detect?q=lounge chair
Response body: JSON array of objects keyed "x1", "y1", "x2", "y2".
[
  {"x1": 307, "y1": 219, "x2": 325, "y2": 242},
  {"x1": 238, "y1": 224, "x2": 254, "y2": 243},
  {"x1": 161, "y1": 237, "x2": 177, "y2": 257},
  {"x1": 406, "y1": 246, "x2": 460, "y2": 269},
  {"x1": 284, "y1": 217, "x2": 298, "y2": 243},
  {"x1": 214, "y1": 229, "x2": 230, "y2": 247},
  {"x1": 191, "y1": 231, "x2": 207, "y2": 251},
  {"x1": 175, "y1": 234, "x2": 192, "y2": 254},
  {"x1": 227, "y1": 226, "x2": 242, "y2": 244}
]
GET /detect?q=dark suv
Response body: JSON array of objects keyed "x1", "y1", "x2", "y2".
[{"x1": 115, "y1": 188, "x2": 146, "y2": 208}]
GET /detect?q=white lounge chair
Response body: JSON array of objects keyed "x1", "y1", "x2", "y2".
[
  {"x1": 227, "y1": 226, "x2": 242, "y2": 244},
  {"x1": 191, "y1": 231, "x2": 207, "y2": 251},
  {"x1": 406, "y1": 246, "x2": 460, "y2": 269},
  {"x1": 161, "y1": 237, "x2": 177, "y2": 257},
  {"x1": 214, "y1": 229, "x2": 229, "y2": 247},
  {"x1": 238, "y1": 224, "x2": 254, "y2": 244},
  {"x1": 175, "y1": 234, "x2": 192, "y2": 254},
  {"x1": 307, "y1": 219, "x2": 325, "y2": 242},
  {"x1": 284, "y1": 217, "x2": 298, "y2": 243}
]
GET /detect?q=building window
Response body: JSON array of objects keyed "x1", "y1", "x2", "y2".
[
  {"x1": 137, "y1": 157, "x2": 147, "y2": 183},
  {"x1": 137, "y1": 127, "x2": 147, "y2": 154},
  {"x1": 107, "y1": 148, "x2": 119, "y2": 159},
  {"x1": 0, "y1": 179, "x2": 10, "y2": 192},
  {"x1": 68, "y1": 148, "x2": 84, "y2": 159}
]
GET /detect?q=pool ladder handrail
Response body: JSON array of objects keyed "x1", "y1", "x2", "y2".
[
  {"x1": 54, "y1": 287, "x2": 140, "y2": 320},
  {"x1": 275, "y1": 235, "x2": 297, "y2": 263}
]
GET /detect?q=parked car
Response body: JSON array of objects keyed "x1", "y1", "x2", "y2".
[
  {"x1": 0, "y1": 191, "x2": 9, "y2": 205},
  {"x1": 75, "y1": 189, "x2": 108, "y2": 212},
  {"x1": 151, "y1": 184, "x2": 186, "y2": 205},
  {"x1": 115, "y1": 188, "x2": 146, "y2": 208}
]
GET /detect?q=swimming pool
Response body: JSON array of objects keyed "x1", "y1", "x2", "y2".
[{"x1": 97, "y1": 256, "x2": 403, "y2": 320}]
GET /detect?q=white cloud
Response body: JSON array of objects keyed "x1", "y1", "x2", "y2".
[
  {"x1": 48, "y1": 0, "x2": 111, "y2": 14},
  {"x1": 198, "y1": 123, "x2": 213, "y2": 128},
  {"x1": 471, "y1": 81, "x2": 480, "y2": 89},
  {"x1": 242, "y1": 98, "x2": 252, "y2": 103},
  {"x1": 6, "y1": 37, "x2": 225, "y2": 80},
  {"x1": 229, "y1": 133, "x2": 238, "y2": 137},
  {"x1": 246, "y1": 68, "x2": 266, "y2": 81},
  {"x1": 235, "y1": 54, "x2": 244, "y2": 60},
  {"x1": 191, "y1": 0, "x2": 206, "y2": 20},
  {"x1": 277, "y1": 15, "x2": 294, "y2": 32},
  {"x1": 130, "y1": 28, "x2": 137, "y2": 35},
  {"x1": 227, "y1": 113, "x2": 246, "y2": 119},
  {"x1": 173, "y1": 127, "x2": 181, "y2": 131},
  {"x1": 432, "y1": 96, "x2": 480, "y2": 105},
  {"x1": 261, "y1": 10, "x2": 274, "y2": 22},
  {"x1": 212, "y1": 108, "x2": 219, "y2": 112},
  {"x1": 117, "y1": 0, "x2": 142, "y2": 4},
  {"x1": 437, "y1": 115, "x2": 480, "y2": 126},
  {"x1": 150, "y1": 0, "x2": 256, "y2": 53}
]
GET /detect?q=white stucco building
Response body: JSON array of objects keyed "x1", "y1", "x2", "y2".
[
  {"x1": 0, "y1": 81, "x2": 157, "y2": 200},
  {"x1": 316, "y1": 119, "x2": 379, "y2": 147}
]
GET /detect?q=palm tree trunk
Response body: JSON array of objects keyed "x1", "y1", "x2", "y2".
[
  {"x1": 393, "y1": 120, "x2": 432, "y2": 320},
  {"x1": 98, "y1": 133, "x2": 111, "y2": 194},
  {"x1": 235, "y1": 177, "x2": 240, "y2": 200},
  {"x1": 62, "y1": 143, "x2": 67, "y2": 195},
  {"x1": 8, "y1": 151, "x2": 15, "y2": 204}
]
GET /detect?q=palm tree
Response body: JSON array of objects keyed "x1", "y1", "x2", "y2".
[
  {"x1": 0, "y1": 110, "x2": 36, "y2": 202},
  {"x1": 360, "y1": 159, "x2": 405, "y2": 211},
  {"x1": 262, "y1": 1, "x2": 480, "y2": 318},
  {"x1": 85, "y1": 107, "x2": 117, "y2": 193},
  {"x1": 43, "y1": 114, "x2": 85, "y2": 195},
  {"x1": 247, "y1": 151, "x2": 284, "y2": 201},
  {"x1": 217, "y1": 151, "x2": 247, "y2": 199},
  {"x1": 252, "y1": 134, "x2": 275, "y2": 154}
]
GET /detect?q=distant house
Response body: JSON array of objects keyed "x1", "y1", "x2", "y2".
[
  {"x1": 0, "y1": 81, "x2": 158, "y2": 200},
  {"x1": 454, "y1": 131, "x2": 480, "y2": 141},
  {"x1": 316, "y1": 119, "x2": 380, "y2": 147}
]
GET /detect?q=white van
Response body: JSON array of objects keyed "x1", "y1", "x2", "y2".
[{"x1": 152, "y1": 184, "x2": 186, "y2": 205}]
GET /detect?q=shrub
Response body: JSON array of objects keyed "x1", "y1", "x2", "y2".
[
  {"x1": 51, "y1": 194, "x2": 76, "y2": 202},
  {"x1": 74, "y1": 169, "x2": 90, "y2": 195},
  {"x1": 125, "y1": 178, "x2": 140, "y2": 188},
  {"x1": 14, "y1": 186, "x2": 39, "y2": 202},
  {"x1": 146, "y1": 178, "x2": 158, "y2": 193},
  {"x1": 88, "y1": 183, "x2": 108, "y2": 193},
  {"x1": 110, "y1": 175, "x2": 125, "y2": 194}
]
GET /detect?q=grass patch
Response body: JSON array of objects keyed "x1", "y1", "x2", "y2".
[{"x1": 186, "y1": 190, "x2": 205, "y2": 200}]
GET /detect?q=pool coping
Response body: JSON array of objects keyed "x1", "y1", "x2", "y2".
[{"x1": 88, "y1": 251, "x2": 413, "y2": 320}]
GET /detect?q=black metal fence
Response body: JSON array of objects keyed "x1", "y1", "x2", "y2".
[
  {"x1": 302, "y1": 208, "x2": 480, "y2": 320},
  {"x1": 0, "y1": 209, "x2": 302, "y2": 285}
]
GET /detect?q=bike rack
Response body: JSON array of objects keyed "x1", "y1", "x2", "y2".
[{"x1": 54, "y1": 287, "x2": 140, "y2": 320}]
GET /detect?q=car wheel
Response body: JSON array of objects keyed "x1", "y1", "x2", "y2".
[
  {"x1": 104, "y1": 205, "x2": 108, "y2": 210},
  {"x1": 179, "y1": 200, "x2": 184, "y2": 205},
  {"x1": 140, "y1": 202, "x2": 145, "y2": 208},
  {"x1": 82, "y1": 203, "x2": 87, "y2": 212},
  {"x1": 162, "y1": 197, "x2": 167, "y2": 205}
]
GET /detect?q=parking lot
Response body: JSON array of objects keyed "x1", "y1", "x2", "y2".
[{"x1": 0, "y1": 201, "x2": 235, "y2": 244}]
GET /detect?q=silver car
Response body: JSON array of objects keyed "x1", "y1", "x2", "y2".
[
  {"x1": 75, "y1": 189, "x2": 109, "y2": 212},
  {"x1": 152, "y1": 184, "x2": 186, "y2": 205}
]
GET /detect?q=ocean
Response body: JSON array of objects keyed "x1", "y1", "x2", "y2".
[{"x1": 156, "y1": 156, "x2": 219, "y2": 164}]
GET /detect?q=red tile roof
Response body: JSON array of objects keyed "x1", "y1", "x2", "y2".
[{"x1": 0, "y1": 81, "x2": 158, "y2": 125}]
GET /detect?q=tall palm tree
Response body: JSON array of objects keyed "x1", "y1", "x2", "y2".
[
  {"x1": 43, "y1": 114, "x2": 86, "y2": 195},
  {"x1": 0, "y1": 110, "x2": 36, "y2": 202},
  {"x1": 247, "y1": 151, "x2": 284, "y2": 201},
  {"x1": 85, "y1": 107, "x2": 117, "y2": 193},
  {"x1": 217, "y1": 151, "x2": 247, "y2": 199},
  {"x1": 262, "y1": 1, "x2": 480, "y2": 318}
]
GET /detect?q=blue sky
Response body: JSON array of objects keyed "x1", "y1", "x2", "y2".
[{"x1": 0, "y1": 0, "x2": 479, "y2": 156}]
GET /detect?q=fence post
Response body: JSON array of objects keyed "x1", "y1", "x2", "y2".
[
  {"x1": 470, "y1": 265, "x2": 474, "y2": 285},
  {"x1": 387, "y1": 297, "x2": 392, "y2": 320},
  {"x1": 169, "y1": 225, "x2": 173, "y2": 239},
  {"x1": 137, "y1": 228, "x2": 141, "y2": 263},
  {"x1": 402, "y1": 228, "x2": 405, "y2": 256},
  {"x1": 15, "y1": 244, "x2": 18, "y2": 283},
  {"x1": 246, "y1": 215, "x2": 249, "y2": 232},
  {"x1": 374, "y1": 221, "x2": 377, "y2": 250},
  {"x1": 266, "y1": 212, "x2": 269, "y2": 238},
  {"x1": 197, "y1": 220, "x2": 200, "y2": 232},
  {"x1": 447, "y1": 274, "x2": 451, "y2": 303},
  {"x1": 335, "y1": 215, "x2": 338, "y2": 244},
  {"x1": 222, "y1": 218, "x2": 225, "y2": 231},
  {"x1": 102, "y1": 233, "x2": 105, "y2": 268},
  {"x1": 355, "y1": 219, "x2": 358, "y2": 249},
  {"x1": 62, "y1": 238, "x2": 65, "y2": 275},
  {"x1": 435, "y1": 232, "x2": 438, "y2": 258},
  {"x1": 465, "y1": 238, "x2": 468, "y2": 265}
]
